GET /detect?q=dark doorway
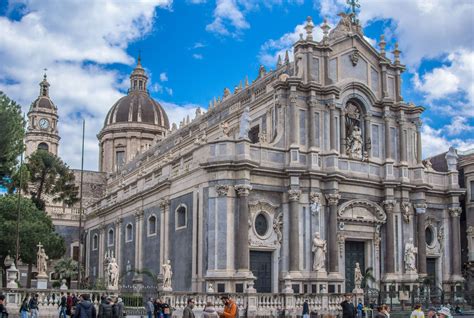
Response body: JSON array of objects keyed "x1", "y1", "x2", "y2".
[
  {"x1": 427, "y1": 258, "x2": 437, "y2": 287},
  {"x1": 345, "y1": 241, "x2": 365, "y2": 292},
  {"x1": 250, "y1": 251, "x2": 272, "y2": 293}
]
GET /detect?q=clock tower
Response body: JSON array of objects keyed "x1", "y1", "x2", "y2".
[{"x1": 25, "y1": 73, "x2": 60, "y2": 158}]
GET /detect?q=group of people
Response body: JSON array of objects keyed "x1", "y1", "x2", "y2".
[
  {"x1": 411, "y1": 304, "x2": 456, "y2": 318},
  {"x1": 146, "y1": 295, "x2": 238, "y2": 318}
]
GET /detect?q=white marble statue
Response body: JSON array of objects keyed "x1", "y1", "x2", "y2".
[
  {"x1": 36, "y1": 242, "x2": 49, "y2": 276},
  {"x1": 347, "y1": 126, "x2": 363, "y2": 159},
  {"x1": 445, "y1": 147, "x2": 458, "y2": 172},
  {"x1": 404, "y1": 238, "x2": 418, "y2": 273},
  {"x1": 312, "y1": 232, "x2": 327, "y2": 272},
  {"x1": 106, "y1": 256, "x2": 119, "y2": 289},
  {"x1": 162, "y1": 259, "x2": 173, "y2": 290},
  {"x1": 354, "y1": 262, "x2": 363, "y2": 289},
  {"x1": 238, "y1": 106, "x2": 251, "y2": 139}
]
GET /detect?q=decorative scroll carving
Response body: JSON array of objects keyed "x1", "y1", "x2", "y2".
[
  {"x1": 235, "y1": 184, "x2": 252, "y2": 196},
  {"x1": 338, "y1": 199, "x2": 386, "y2": 223},
  {"x1": 249, "y1": 200, "x2": 281, "y2": 248},
  {"x1": 310, "y1": 192, "x2": 321, "y2": 216},
  {"x1": 449, "y1": 207, "x2": 462, "y2": 218},
  {"x1": 288, "y1": 189, "x2": 302, "y2": 202},
  {"x1": 159, "y1": 197, "x2": 170, "y2": 209},
  {"x1": 215, "y1": 184, "x2": 230, "y2": 197},
  {"x1": 337, "y1": 233, "x2": 345, "y2": 258},
  {"x1": 273, "y1": 212, "x2": 283, "y2": 245},
  {"x1": 382, "y1": 200, "x2": 396, "y2": 212},
  {"x1": 350, "y1": 49, "x2": 360, "y2": 66},
  {"x1": 326, "y1": 193, "x2": 340, "y2": 206}
]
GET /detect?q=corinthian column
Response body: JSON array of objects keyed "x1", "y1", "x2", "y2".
[
  {"x1": 98, "y1": 224, "x2": 105, "y2": 278},
  {"x1": 416, "y1": 121, "x2": 423, "y2": 165},
  {"x1": 415, "y1": 203, "x2": 427, "y2": 275},
  {"x1": 288, "y1": 189, "x2": 301, "y2": 272},
  {"x1": 234, "y1": 184, "x2": 252, "y2": 271},
  {"x1": 329, "y1": 104, "x2": 337, "y2": 152},
  {"x1": 326, "y1": 193, "x2": 340, "y2": 273},
  {"x1": 450, "y1": 207, "x2": 462, "y2": 277},
  {"x1": 159, "y1": 198, "x2": 170, "y2": 265},
  {"x1": 114, "y1": 218, "x2": 123, "y2": 270},
  {"x1": 133, "y1": 209, "x2": 144, "y2": 284},
  {"x1": 382, "y1": 200, "x2": 396, "y2": 274}
]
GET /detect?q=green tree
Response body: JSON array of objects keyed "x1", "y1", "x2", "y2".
[
  {"x1": 0, "y1": 195, "x2": 66, "y2": 287},
  {"x1": 26, "y1": 150, "x2": 79, "y2": 210},
  {"x1": 361, "y1": 266, "x2": 376, "y2": 289},
  {"x1": 0, "y1": 92, "x2": 25, "y2": 182},
  {"x1": 54, "y1": 257, "x2": 82, "y2": 287}
]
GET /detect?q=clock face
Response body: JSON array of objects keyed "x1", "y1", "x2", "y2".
[{"x1": 39, "y1": 118, "x2": 50, "y2": 129}]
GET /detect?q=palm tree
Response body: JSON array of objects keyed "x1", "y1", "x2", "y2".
[
  {"x1": 53, "y1": 257, "x2": 81, "y2": 287},
  {"x1": 361, "y1": 267, "x2": 375, "y2": 289}
]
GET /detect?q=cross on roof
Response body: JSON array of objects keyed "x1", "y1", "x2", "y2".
[{"x1": 347, "y1": 0, "x2": 360, "y2": 24}]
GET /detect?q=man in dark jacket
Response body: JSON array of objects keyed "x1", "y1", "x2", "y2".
[
  {"x1": 74, "y1": 294, "x2": 96, "y2": 318},
  {"x1": 29, "y1": 294, "x2": 39, "y2": 318},
  {"x1": 340, "y1": 293, "x2": 356, "y2": 318},
  {"x1": 182, "y1": 298, "x2": 195, "y2": 318},
  {"x1": 59, "y1": 293, "x2": 67, "y2": 318},
  {"x1": 99, "y1": 297, "x2": 113, "y2": 318},
  {"x1": 0, "y1": 295, "x2": 9, "y2": 318}
]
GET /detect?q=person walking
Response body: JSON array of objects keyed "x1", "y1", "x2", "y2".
[
  {"x1": 0, "y1": 295, "x2": 9, "y2": 318},
  {"x1": 202, "y1": 302, "x2": 219, "y2": 318},
  {"x1": 153, "y1": 299, "x2": 162, "y2": 318},
  {"x1": 112, "y1": 298, "x2": 124, "y2": 318},
  {"x1": 145, "y1": 298, "x2": 154, "y2": 318},
  {"x1": 59, "y1": 293, "x2": 68, "y2": 318},
  {"x1": 340, "y1": 294, "x2": 356, "y2": 318},
  {"x1": 437, "y1": 307, "x2": 452, "y2": 318},
  {"x1": 29, "y1": 294, "x2": 39, "y2": 318},
  {"x1": 20, "y1": 297, "x2": 29, "y2": 318},
  {"x1": 217, "y1": 296, "x2": 238, "y2": 318},
  {"x1": 99, "y1": 297, "x2": 114, "y2": 318},
  {"x1": 182, "y1": 298, "x2": 195, "y2": 318},
  {"x1": 160, "y1": 300, "x2": 171, "y2": 318},
  {"x1": 302, "y1": 300, "x2": 309, "y2": 318},
  {"x1": 66, "y1": 293, "x2": 73, "y2": 317},
  {"x1": 410, "y1": 304, "x2": 425, "y2": 318},
  {"x1": 74, "y1": 294, "x2": 96, "y2": 318}
]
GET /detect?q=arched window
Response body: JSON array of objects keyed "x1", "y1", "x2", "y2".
[
  {"x1": 148, "y1": 215, "x2": 157, "y2": 236},
  {"x1": 175, "y1": 204, "x2": 187, "y2": 230},
  {"x1": 125, "y1": 223, "x2": 133, "y2": 242},
  {"x1": 92, "y1": 234, "x2": 98, "y2": 251},
  {"x1": 344, "y1": 101, "x2": 366, "y2": 159},
  {"x1": 37, "y1": 142, "x2": 49, "y2": 152},
  {"x1": 108, "y1": 228, "x2": 114, "y2": 246}
]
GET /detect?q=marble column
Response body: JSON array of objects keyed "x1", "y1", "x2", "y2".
[
  {"x1": 364, "y1": 115, "x2": 371, "y2": 159},
  {"x1": 340, "y1": 110, "x2": 346, "y2": 155},
  {"x1": 329, "y1": 104, "x2": 337, "y2": 152},
  {"x1": 450, "y1": 207, "x2": 462, "y2": 276},
  {"x1": 382, "y1": 200, "x2": 396, "y2": 274},
  {"x1": 133, "y1": 209, "x2": 144, "y2": 283},
  {"x1": 288, "y1": 189, "x2": 301, "y2": 272},
  {"x1": 98, "y1": 224, "x2": 105, "y2": 278},
  {"x1": 159, "y1": 198, "x2": 170, "y2": 265},
  {"x1": 114, "y1": 218, "x2": 122, "y2": 269},
  {"x1": 308, "y1": 100, "x2": 317, "y2": 148},
  {"x1": 384, "y1": 114, "x2": 392, "y2": 160},
  {"x1": 289, "y1": 93, "x2": 298, "y2": 145},
  {"x1": 399, "y1": 121, "x2": 407, "y2": 162},
  {"x1": 235, "y1": 184, "x2": 252, "y2": 271},
  {"x1": 416, "y1": 122, "x2": 423, "y2": 165},
  {"x1": 326, "y1": 193, "x2": 340, "y2": 273},
  {"x1": 415, "y1": 204, "x2": 427, "y2": 275}
]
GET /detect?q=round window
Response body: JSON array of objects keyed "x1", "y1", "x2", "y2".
[
  {"x1": 255, "y1": 213, "x2": 268, "y2": 236},
  {"x1": 426, "y1": 227, "x2": 434, "y2": 246}
]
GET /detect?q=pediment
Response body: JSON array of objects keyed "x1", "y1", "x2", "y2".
[{"x1": 338, "y1": 199, "x2": 386, "y2": 224}]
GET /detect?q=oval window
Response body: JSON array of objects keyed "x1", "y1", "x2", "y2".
[
  {"x1": 255, "y1": 213, "x2": 268, "y2": 236},
  {"x1": 426, "y1": 227, "x2": 434, "y2": 246}
]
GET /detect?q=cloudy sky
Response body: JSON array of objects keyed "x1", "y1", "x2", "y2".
[{"x1": 0, "y1": 0, "x2": 473, "y2": 171}]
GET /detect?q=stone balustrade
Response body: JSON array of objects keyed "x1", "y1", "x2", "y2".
[{"x1": 0, "y1": 288, "x2": 346, "y2": 317}]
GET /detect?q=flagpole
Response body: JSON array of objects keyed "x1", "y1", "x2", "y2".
[{"x1": 77, "y1": 119, "x2": 85, "y2": 287}]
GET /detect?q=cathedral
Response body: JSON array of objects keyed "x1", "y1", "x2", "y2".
[{"x1": 24, "y1": 12, "x2": 472, "y2": 297}]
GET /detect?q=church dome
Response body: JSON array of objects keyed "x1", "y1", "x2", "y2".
[
  {"x1": 30, "y1": 74, "x2": 56, "y2": 110},
  {"x1": 102, "y1": 57, "x2": 169, "y2": 129}
]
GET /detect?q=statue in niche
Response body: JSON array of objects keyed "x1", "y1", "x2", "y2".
[
  {"x1": 345, "y1": 102, "x2": 363, "y2": 159},
  {"x1": 354, "y1": 262, "x2": 363, "y2": 289},
  {"x1": 238, "y1": 106, "x2": 251, "y2": 140},
  {"x1": 312, "y1": 232, "x2": 326, "y2": 272},
  {"x1": 404, "y1": 238, "x2": 418, "y2": 273},
  {"x1": 295, "y1": 55, "x2": 304, "y2": 78},
  {"x1": 347, "y1": 126, "x2": 363, "y2": 159}
]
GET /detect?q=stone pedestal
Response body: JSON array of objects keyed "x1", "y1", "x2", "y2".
[
  {"x1": 60, "y1": 279, "x2": 68, "y2": 290},
  {"x1": 6, "y1": 263, "x2": 19, "y2": 289},
  {"x1": 37, "y1": 274, "x2": 48, "y2": 289}
]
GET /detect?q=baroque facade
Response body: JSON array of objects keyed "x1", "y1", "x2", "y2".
[{"x1": 26, "y1": 13, "x2": 467, "y2": 294}]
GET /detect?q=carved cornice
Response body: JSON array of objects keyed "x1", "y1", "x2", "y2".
[
  {"x1": 288, "y1": 189, "x2": 302, "y2": 202},
  {"x1": 325, "y1": 193, "x2": 340, "y2": 206},
  {"x1": 215, "y1": 184, "x2": 230, "y2": 197},
  {"x1": 382, "y1": 199, "x2": 397, "y2": 212},
  {"x1": 234, "y1": 184, "x2": 252, "y2": 196},
  {"x1": 449, "y1": 207, "x2": 462, "y2": 218}
]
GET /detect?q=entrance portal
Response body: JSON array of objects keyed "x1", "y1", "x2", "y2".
[
  {"x1": 345, "y1": 241, "x2": 365, "y2": 291},
  {"x1": 250, "y1": 251, "x2": 272, "y2": 293},
  {"x1": 427, "y1": 258, "x2": 437, "y2": 287}
]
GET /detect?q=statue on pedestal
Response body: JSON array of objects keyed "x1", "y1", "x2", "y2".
[
  {"x1": 354, "y1": 262, "x2": 363, "y2": 289},
  {"x1": 162, "y1": 259, "x2": 173, "y2": 290},
  {"x1": 105, "y1": 251, "x2": 119, "y2": 290},
  {"x1": 445, "y1": 147, "x2": 458, "y2": 172},
  {"x1": 312, "y1": 232, "x2": 327, "y2": 272},
  {"x1": 36, "y1": 242, "x2": 49, "y2": 277},
  {"x1": 347, "y1": 126, "x2": 363, "y2": 159},
  {"x1": 238, "y1": 106, "x2": 251, "y2": 140},
  {"x1": 404, "y1": 238, "x2": 418, "y2": 273}
]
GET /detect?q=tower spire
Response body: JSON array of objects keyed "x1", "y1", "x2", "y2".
[
  {"x1": 39, "y1": 68, "x2": 50, "y2": 97},
  {"x1": 129, "y1": 52, "x2": 148, "y2": 93}
]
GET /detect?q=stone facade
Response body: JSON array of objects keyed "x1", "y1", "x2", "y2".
[{"x1": 80, "y1": 16, "x2": 464, "y2": 294}]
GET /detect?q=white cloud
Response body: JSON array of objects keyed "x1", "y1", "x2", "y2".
[
  {"x1": 444, "y1": 116, "x2": 474, "y2": 136},
  {"x1": 422, "y1": 124, "x2": 474, "y2": 158},
  {"x1": 193, "y1": 53, "x2": 204, "y2": 60},
  {"x1": 192, "y1": 42, "x2": 206, "y2": 49},
  {"x1": 159, "y1": 72, "x2": 168, "y2": 82},
  {"x1": 258, "y1": 19, "x2": 325, "y2": 67},
  {"x1": 0, "y1": 0, "x2": 172, "y2": 170},
  {"x1": 206, "y1": 0, "x2": 250, "y2": 36},
  {"x1": 160, "y1": 101, "x2": 203, "y2": 128}
]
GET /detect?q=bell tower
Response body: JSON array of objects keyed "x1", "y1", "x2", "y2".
[{"x1": 25, "y1": 72, "x2": 60, "y2": 158}]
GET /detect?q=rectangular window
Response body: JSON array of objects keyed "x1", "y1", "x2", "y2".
[
  {"x1": 115, "y1": 151, "x2": 125, "y2": 171},
  {"x1": 299, "y1": 110, "x2": 306, "y2": 146},
  {"x1": 372, "y1": 124, "x2": 380, "y2": 158},
  {"x1": 176, "y1": 205, "x2": 187, "y2": 230},
  {"x1": 248, "y1": 125, "x2": 260, "y2": 144},
  {"x1": 72, "y1": 246, "x2": 79, "y2": 261}
]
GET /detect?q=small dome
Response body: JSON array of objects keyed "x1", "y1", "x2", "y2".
[
  {"x1": 104, "y1": 91, "x2": 169, "y2": 128},
  {"x1": 31, "y1": 96, "x2": 55, "y2": 110}
]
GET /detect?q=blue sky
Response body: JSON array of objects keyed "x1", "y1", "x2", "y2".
[{"x1": 0, "y1": 0, "x2": 473, "y2": 170}]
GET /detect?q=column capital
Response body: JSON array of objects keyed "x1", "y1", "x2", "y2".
[
  {"x1": 99, "y1": 223, "x2": 106, "y2": 233},
  {"x1": 325, "y1": 193, "x2": 340, "y2": 206},
  {"x1": 382, "y1": 199, "x2": 397, "y2": 212},
  {"x1": 215, "y1": 184, "x2": 230, "y2": 197},
  {"x1": 159, "y1": 197, "x2": 170, "y2": 209},
  {"x1": 287, "y1": 189, "x2": 301, "y2": 202},
  {"x1": 309, "y1": 192, "x2": 321, "y2": 204},
  {"x1": 308, "y1": 98, "x2": 318, "y2": 107},
  {"x1": 134, "y1": 208, "x2": 144, "y2": 219},
  {"x1": 328, "y1": 102, "x2": 336, "y2": 110},
  {"x1": 114, "y1": 217, "x2": 123, "y2": 226},
  {"x1": 235, "y1": 184, "x2": 252, "y2": 196},
  {"x1": 449, "y1": 207, "x2": 462, "y2": 218},
  {"x1": 414, "y1": 203, "x2": 427, "y2": 214}
]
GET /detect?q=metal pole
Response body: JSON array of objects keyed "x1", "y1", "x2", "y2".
[
  {"x1": 77, "y1": 119, "x2": 85, "y2": 287},
  {"x1": 15, "y1": 148, "x2": 24, "y2": 263}
]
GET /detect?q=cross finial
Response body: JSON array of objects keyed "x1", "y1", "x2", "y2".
[
  {"x1": 137, "y1": 50, "x2": 142, "y2": 67},
  {"x1": 346, "y1": 0, "x2": 360, "y2": 24},
  {"x1": 43, "y1": 68, "x2": 48, "y2": 79}
]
